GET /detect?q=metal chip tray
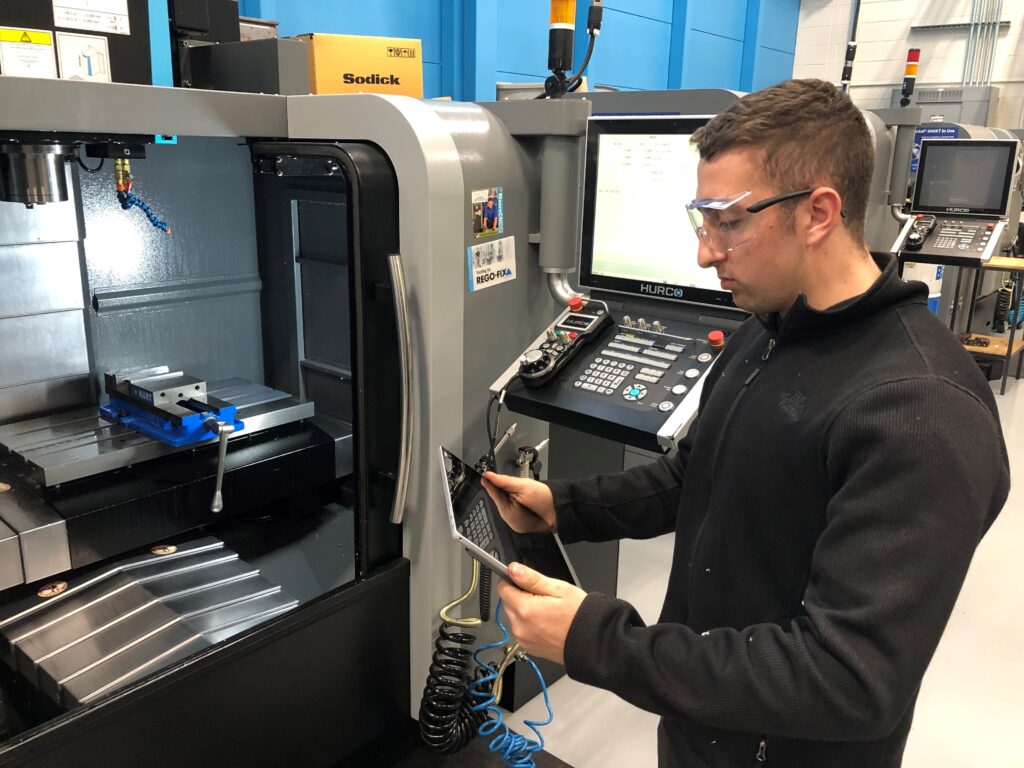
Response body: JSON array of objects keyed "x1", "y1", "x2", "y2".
[
  {"x1": 0, "y1": 537, "x2": 298, "y2": 708},
  {"x1": 0, "y1": 379, "x2": 314, "y2": 487}
]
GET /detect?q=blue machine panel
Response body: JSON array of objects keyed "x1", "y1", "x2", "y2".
[
  {"x1": 750, "y1": 47, "x2": 795, "y2": 90},
  {"x1": 605, "y1": 0, "x2": 674, "y2": 23},
  {"x1": 149, "y1": 0, "x2": 174, "y2": 87},
  {"x1": 682, "y1": 30, "x2": 744, "y2": 90},
  {"x1": 494, "y1": 2, "x2": 673, "y2": 92},
  {"x1": 586, "y1": 10, "x2": 672, "y2": 91},
  {"x1": 687, "y1": 0, "x2": 749, "y2": 42},
  {"x1": 425, "y1": 63, "x2": 442, "y2": 97},
  {"x1": 243, "y1": 0, "x2": 444, "y2": 69},
  {"x1": 238, "y1": 1, "x2": 799, "y2": 101},
  {"x1": 496, "y1": 0, "x2": 550, "y2": 79},
  {"x1": 757, "y1": 0, "x2": 800, "y2": 53}
]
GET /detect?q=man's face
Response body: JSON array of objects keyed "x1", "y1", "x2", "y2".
[{"x1": 694, "y1": 147, "x2": 804, "y2": 315}]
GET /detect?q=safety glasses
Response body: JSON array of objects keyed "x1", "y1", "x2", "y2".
[{"x1": 686, "y1": 188, "x2": 815, "y2": 254}]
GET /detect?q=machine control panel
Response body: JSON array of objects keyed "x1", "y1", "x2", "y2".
[
  {"x1": 894, "y1": 214, "x2": 1006, "y2": 265},
  {"x1": 493, "y1": 299, "x2": 733, "y2": 453},
  {"x1": 518, "y1": 297, "x2": 615, "y2": 387}
]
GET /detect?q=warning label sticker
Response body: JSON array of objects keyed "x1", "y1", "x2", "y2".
[
  {"x1": 53, "y1": 0, "x2": 131, "y2": 36},
  {"x1": 467, "y1": 236, "x2": 516, "y2": 294},
  {"x1": 56, "y1": 32, "x2": 112, "y2": 82},
  {"x1": 0, "y1": 27, "x2": 57, "y2": 80}
]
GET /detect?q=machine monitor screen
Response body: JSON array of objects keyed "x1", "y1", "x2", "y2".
[
  {"x1": 913, "y1": 139, "x2": 1018, "y2": 216},
  {"x1": 579, "y1": 116, "x2": 735, "y2": 309}
]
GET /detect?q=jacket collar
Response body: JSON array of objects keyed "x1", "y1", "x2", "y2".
[{"x1": 757, "y1": 253, "x2": 927, "y2": 340}]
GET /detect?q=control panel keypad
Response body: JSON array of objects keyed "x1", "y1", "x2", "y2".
[
  {"x1": 927, "y1": 219, "x2": 996, "y2": 255},
  {"x1": 574, "y1": 358, "x2": 632, "y2": 396},
  {"x1": 568, "y1": 321, "x2": 725, "y2": 411}
]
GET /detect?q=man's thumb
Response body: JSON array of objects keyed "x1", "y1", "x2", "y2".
[{"x1": 508, "y1": 562, "x2": 560, "y2": 596}]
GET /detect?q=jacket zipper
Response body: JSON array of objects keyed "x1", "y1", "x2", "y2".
[
  {"x1": 684, "y1": 335, "x2": 778, "y2": 620},
  {"x1": 756, "y1": 735, "x2": 768, "y2": 763}
]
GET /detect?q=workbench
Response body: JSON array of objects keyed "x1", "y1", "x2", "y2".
[{"x1": 898, "y1": 254, "x2": 1024, "y2": 395}]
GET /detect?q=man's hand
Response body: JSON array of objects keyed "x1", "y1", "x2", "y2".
[
  {"x1": 482, "y1": 472, "x2": 557, "y2": 534},
  {"x1": 497, "y1": 563, "x2": 587, "y2": 665}
]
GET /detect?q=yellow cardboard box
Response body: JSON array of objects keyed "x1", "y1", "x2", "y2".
[{"x1": 297, "y1": 33, "x2": 423, "y2": 98}]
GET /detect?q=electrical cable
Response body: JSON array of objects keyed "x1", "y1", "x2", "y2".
[
  {"x1": 567, "y1": 33, "x2": 597, "y2": 93},
  {"x1": 470, "y1": 599, "x2": 554, "y2": 768},
  {"x1": 419, "y1": 559, "x2": 493, "y2": 753},
  {"x1": 479, "y1": 568, "x2": 493, "y2": 623},
  {"x1": 992, "y1": 280, "x2": 1013, "y2": 333},
  {"x1": 537, "y1": 1, "x2": 603, "y2": 99},
  {"x1": 76, "y1": 148, "x2": 104, "y2": 174},
  {"x1": 486, "y1": 393, "x2": 499, "y2": 466},
  {"x1": 1009, "y1": 281, "x2": 1024, "y2": 328},
  {"x1": 486, "y1": 389, "x2": 508, "y2": 470}
]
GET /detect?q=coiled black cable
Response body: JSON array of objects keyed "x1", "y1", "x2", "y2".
[
  {"x1": 993, "y1": 281, "x2": 1013, "y2": 333},
  {"x1": 419, "y1": 559, "x2": 493, "y2": 753},
  {"x1": 479, "y1": 568, "x2": 492, "y2": 623},
  {"x1": 419, "y1": 622, "x2": 491, "y2": 752}
]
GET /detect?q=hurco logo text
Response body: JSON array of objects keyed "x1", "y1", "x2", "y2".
[{"x1": 640, "y1": 284, "x2": 685, "y2": 298}]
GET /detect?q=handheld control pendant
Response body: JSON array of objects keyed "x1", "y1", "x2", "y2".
[
  {"x1": 905, "y1": 214, "x2": 937, "y2": 251},
  {"x1": 517, "y1": 296, "x2": 614, "y2": 387}
]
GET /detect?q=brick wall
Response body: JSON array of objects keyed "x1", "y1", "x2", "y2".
[{"x1": 794, "y1": 0, "x2": 1024, "y2": 128}]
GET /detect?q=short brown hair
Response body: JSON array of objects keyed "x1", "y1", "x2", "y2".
[{"x1": 691, "y1": 79, "x2": 873, "y2": 244}]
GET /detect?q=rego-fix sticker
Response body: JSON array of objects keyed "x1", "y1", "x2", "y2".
[
  {"x1": 472, "y1": 187, "x2": 504, "y2": 239},
  {"x1": 468, "y1": 236, "x2": 516, "y2": 293}
]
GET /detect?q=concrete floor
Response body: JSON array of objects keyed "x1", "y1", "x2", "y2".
[{"x1": 507, "y1": 378, "x2": 1024, "y2": 768}]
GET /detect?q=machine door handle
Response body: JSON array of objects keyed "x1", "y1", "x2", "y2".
[{"x1": 388, "y1": 253, "x2": 414, "y2": 525}]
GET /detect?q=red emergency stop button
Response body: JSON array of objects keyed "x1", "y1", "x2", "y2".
[
  {"x1": 708, "y1": 330, "x2": 726, "y2": 349},
  {"x1": 568, "y1": 297, "x2": 584, "y2": 312}
]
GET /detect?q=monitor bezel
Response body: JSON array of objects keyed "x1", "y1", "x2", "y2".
[
  {"x1": 912, "y1": 139, "x2": 1019, "y2": 217},
  {"x1": 578, "y1": 115, "x2": 736, "y2": 310}
]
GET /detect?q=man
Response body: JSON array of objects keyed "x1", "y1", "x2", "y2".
[
  {"x1": 482, "y1": 196, "x2": 499, "y2": 231},
  {"x1": 483, "y1": 79, "x2": 1010, "y2": 767}
]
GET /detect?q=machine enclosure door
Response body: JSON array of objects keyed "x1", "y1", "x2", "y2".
[{"x1": 0, "y1": 142, "x2": 409, "y2": 766}]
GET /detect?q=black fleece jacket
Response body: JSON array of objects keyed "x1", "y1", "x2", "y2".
[{"x1": 548, "y1": 254, "x2": 1010, "y2": 767}]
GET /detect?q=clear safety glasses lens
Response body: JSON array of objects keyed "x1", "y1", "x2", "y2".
[{"x1": 686, "y1": 191, "x2": 753, "y2": 252}]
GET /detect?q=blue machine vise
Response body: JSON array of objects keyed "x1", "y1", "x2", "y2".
[{"x1": 99, "y1": 369, "x2": 245, "y2": 448}]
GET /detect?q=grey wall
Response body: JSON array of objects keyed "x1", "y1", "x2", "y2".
[
  {"x1": 0, "y1": 166, "x2": 92, "y2": 425},
  {"x1": 80, "y1": 137, "x2": 265, "y2": 389}
]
